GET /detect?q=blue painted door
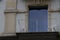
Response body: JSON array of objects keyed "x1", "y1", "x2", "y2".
[{"x1": 29, "y1": 9, "x2": 48, "y2": 32}]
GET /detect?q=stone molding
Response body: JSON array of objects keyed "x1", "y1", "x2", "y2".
[{"x1": 4, "y1": 9, "x2": 28, "y2": 13}]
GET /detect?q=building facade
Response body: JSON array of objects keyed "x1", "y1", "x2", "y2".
[{"x1": 0, "y1": 0, "x2": 60, "y2": 36}]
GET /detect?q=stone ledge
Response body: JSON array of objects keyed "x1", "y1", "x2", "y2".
[
  {"x1": 1, "y1": 33, "x2": 16, "y2": 36},
  {"x1": 4, "y1": 9, "x2": 28, "y2": 13},
  {"x1": 48, "y1": 9, "x2": 60, "y2": 12},
  {"x1": 5, "y1": 9, "x2": 60, "y2": 13},
  {"x1": 4, "y1": 9, "x2": 18, "y2": 13},
  {"x1": 0, "y1": 33, "x2": 16, "y2": 36}
]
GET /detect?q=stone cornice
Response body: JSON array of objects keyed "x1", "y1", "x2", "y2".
[
  {"x1": 4, "y1": 9, "x2": 28, "y2": 13},
  {"x1": 4, "y1": 9, "x2": 17, "y2": 13},
  {"x1": 48, "y1": 10, "x2": 60, "y2": 12},
  {"x1": 4, "y1": 9, "x2": 60, "y2": 13}
]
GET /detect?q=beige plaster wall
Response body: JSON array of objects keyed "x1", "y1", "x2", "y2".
[
  {"x1": 3, "y1": 0, "x2": 60, "y2": 35},
  {"x1": 4, "y1": 0, "x2": 17, "y2": 36},
  {"x1": 5, "y1": 13, "x2": 16, "y2": 33},
  {"x1": 6, "y1": 0, "x2": 16, "y2": 9}
]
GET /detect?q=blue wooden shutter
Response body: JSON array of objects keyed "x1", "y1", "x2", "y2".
[{"x1": 29, "y1": 9, "x2": 48, "y2": 32}]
